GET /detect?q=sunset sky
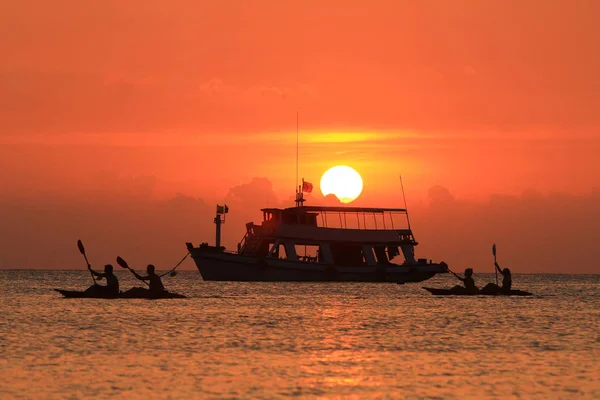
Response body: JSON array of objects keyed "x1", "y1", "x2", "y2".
[{"x1": 1, "y1": 1, "x2": 598, "y2": 272}]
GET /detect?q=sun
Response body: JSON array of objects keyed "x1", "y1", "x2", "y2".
[{"x1": 320, "y1": 166, "x2": 363, "y2": 203}]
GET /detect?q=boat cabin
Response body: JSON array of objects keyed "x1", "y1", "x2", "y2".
[{"x1": 237, "y1": 206, "x2": 429, "y2": 267}]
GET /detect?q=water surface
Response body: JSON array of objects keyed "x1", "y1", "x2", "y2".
[{"x1": 1, "y1": 271, "x2": 599, "y2": 399}]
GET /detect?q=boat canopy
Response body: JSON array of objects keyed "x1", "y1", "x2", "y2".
[
  {"x1": 261, "y1": 206, "x2": 408, "y2": 214},
  {"x1": 259, "y1": 205, "x2": 412, "y2": 231}
]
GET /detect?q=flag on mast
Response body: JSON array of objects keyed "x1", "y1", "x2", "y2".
[{"x1": 301, "y1": 178, "x2": 313, "y2": 193}]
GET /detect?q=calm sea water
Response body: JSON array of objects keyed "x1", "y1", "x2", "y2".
[{"x1": 1, "y1": 271, "x2": 599, "y2": 399}]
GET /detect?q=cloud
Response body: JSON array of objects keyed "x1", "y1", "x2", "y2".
[
  {"x1": 198, "y1": 78, "x2": 225, "y2": 94},
  {"x1": 225, "y1": 177, "x2": 278, "y2": 205},
  {"x1": 86, "y1": 172, "x2": 157, "y2": 202},
  {"x1": 428, "y1": 185, "x2": 455, "y2": 206},
  {"x1": 0, "y1": 176, "x2": 598, "y2": 273},
  {"x1": 224, "y1": 177, "x2": 281, "y2": 223},
  {"x1": 2, "y1": 1, "x2": 600, "y2": 139},
  {"x1": 0, "y1": 69, "x2": 324, "y2": 140},
  {"x1": 304, "y1": 192, "x2": 344, "y2": 206},
  {"x1": 258, "y1": 86, "x2": 287, "y2": 99},
  {"x1": 412, "y1": 187, "x2": 600, "y2": 274}
]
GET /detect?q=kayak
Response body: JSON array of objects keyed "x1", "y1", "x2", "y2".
[
  {"x1": 423, "y1": 287, "x2": 533, "y2": 296},
  {"x1": 120, "y1": 287, "x2": 187, "y2": 299},
  {"x1": 54, "y1": 287, "x2": 187, "y2": 299},
  {"x1": 54, "y1": 288, "x2": 187, "y2": 299},
  {"x1": 54, "y1": 289, "x2": 119, "y2": 298}
]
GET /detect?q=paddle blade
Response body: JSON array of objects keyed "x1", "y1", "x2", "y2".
[
  {"x1": 77, "y1": 240, "x2": 85, "y2": 255},
  {"x1": 169, "y1": 271, "x2": 177, "y2": 277},
  {"x1": 116, "y1": 256, "x2": 129, "y2": 269},
  {"x1": 492, "y1": 243, "x2": 496, "y2": 257}
]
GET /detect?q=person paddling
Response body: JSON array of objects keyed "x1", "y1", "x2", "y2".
[
  {"x1": 495, "y1": 262, "x2": 511, "y2": 291},
  {"x1": 481, "y1": 243, "x2": 513, "y2": 294},
  {"x1": 481, "y1": 262, "x2": 512, "y2": 293},
  {"x1": 449, "y1": 268, "x2": 478, "y2": 294},
  {"x1": 86, "y1": 264, "x2": 120, "y2": 296},
  {"x1": 482, "y1": 262, "x2": 512, "y2": 294},
  {"x1": 129, "y1": 264, "x2": 166, "y2": 298}
]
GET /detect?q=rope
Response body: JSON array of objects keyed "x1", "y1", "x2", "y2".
[{"x1": 159, "y1": 252, "x2": 190, "y2": 278}]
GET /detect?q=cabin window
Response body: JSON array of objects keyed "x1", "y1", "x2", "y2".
[
  {"x1": 294, "y1": 244, "x2": 323, "y2": 263},
  {"x1": 304, "y1": 213, "x2": 318, "y2": 226},
  {"x1": 268, "y1": 243, "x2": 287, "y2": 259},
  {"x1": 268, "y1": 242, "x2": 299, "y2": 261},
  {"x1": 330, "y1": 243, "x2": 367, "y2": 266},
  {"x1": 373, "y1": 246, "x2": 390, "y2": 264},
  {"x1": 400, "y1": 244, "x2": 416, "y2": 264},
  {"x1": 387, "y1": 246, "x2": 400, "y2": 261},
  {"x1": 362, "y1": 246, "x2": 376, "y2": 265}
]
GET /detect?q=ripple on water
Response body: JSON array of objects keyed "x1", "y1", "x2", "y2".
[{"x1": 0, "y1": 272, "x2": 599, "y2": 399}]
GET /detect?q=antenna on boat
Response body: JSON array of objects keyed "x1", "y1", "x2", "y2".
[
  {"x1": 399, "y1": 175, "x2": 412, "y2": 231},
  {"x1": 296, "y1": 110, "x2": 299, "y2": 192},
  {"x1": 294, "y1": 110, "x2": 305, "y2": 207}
]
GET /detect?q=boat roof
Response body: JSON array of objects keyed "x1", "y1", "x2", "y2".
[{"x1": 261, "y1": 206, "x2": 408, "y2": 214}]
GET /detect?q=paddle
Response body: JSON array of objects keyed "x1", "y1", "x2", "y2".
[
  {"x1": 492, "y1": 243, "x2": 498, "y2": 285},
  {"x1": 77, "y1": 239, "x2": 97, "y2": 285},
  {"x1": 116, "y1": 256, "x2": 150, "y2": 287},
  {"x1": 445, "y1": 265, "x2": 458, "y2": 278}
]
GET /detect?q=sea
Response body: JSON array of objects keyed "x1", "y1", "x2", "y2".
[{"x1": 1, "y1": 271, "x2": 599, "y2": 399}]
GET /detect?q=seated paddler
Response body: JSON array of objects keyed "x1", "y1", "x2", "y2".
[
  {"x1": 449, "y1": 268, "x2": 478, "y2": 294},
  {"x1": 87, "y1": 264, "x2": 120, "y2": 296},
  {"x1": 496, "y1": 262, "x2": 512, "y2": 292},
  {"x1": 129, "y1": 264, "x2": 166, "y2": 297},
  {"x1": 482, "y1": 262, "x2": 512, "y2": 293}
]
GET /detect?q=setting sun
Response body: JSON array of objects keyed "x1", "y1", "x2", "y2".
[{"x1": 320, "y1": 166, "x2": 363, "y2": 203}]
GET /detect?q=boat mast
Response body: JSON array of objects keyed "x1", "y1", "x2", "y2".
[
  {"x1": 296, "y1": 110, "x2": 299, "y2": 193},
  {"x1": 399, "y1": 175, "x2": 412, "y2": 231},
  {"x1": 295, "y1": 110, "x2": 305, "y2": 207},
  {"x1": 214, "y1": 204, "x2": 228, "y2": 249}
]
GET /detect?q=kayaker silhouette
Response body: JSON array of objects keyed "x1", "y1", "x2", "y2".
[
  {"x1": 495, "y1": 262, "x2": 512, "y2": 291},
  {"x1": 129, "y1": 264, "x2": 166, "y2": 298},
  {"x1": 86, "y1": 264, "x2": 120, "y2": 296},
  {"x1": 449, "y1": 268, "x2": 478, "y2": 294},
  {"x1": 481, "y1": 262, "x2": 512, "y2": 293}
]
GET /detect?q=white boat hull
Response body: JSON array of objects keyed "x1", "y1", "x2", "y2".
[{"x1": 187, "y1": 244, "x2": 446, "y2": 283}]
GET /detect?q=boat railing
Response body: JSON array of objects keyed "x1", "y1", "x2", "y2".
[
  {"x1": 237, "y1": 231, "x2": 248, "y2": 254},
  {"x1": 314, "y1": 210, "x2": 411, "y2": 231}
]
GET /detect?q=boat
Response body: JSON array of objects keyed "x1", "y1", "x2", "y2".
[
  {"x1": 54, "y1": 287, "x2": 187, "y2": 299},
  {"x1": 185, "y1": 192, "x2": 449, "y2": 283},
  {"x1": 422, "y1": 287, "x2": 533, "y2": 296}
]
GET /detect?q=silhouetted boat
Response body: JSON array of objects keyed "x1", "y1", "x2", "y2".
[
  {"x1": 423, "y1": 287, "x2": 533, "y2": 296},
  {"x1": 54, "y1": 287, "x2": 187, "y2": 299},
  {"x1": 186, "y1": 193, "x2": 449, "y2": 283}
]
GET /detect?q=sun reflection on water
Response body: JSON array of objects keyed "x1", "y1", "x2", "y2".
[{"x1": 0, "y1": 272, "x2": 599, "y2": 398}]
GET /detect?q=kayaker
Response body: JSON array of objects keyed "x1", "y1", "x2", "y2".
[
  {"x1": 449, "y1": 268, "x2": 478, "y2": 294},
  {"x1": 481, "y1": 262, "x2": 512, "y2": 294},
  {"x1": 495, "y1": 262, "x2": 512, "y2": 291},
  {"x1": 87, "y1": 264, "x2": 120, "y2": 296},
  {"x1": 129, "y1": 264, "x2": 166, "y2": 298}
]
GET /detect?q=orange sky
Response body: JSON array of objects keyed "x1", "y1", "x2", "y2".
[{"x1": 0, "y1": 1, "x2": 599, "y2": 272}]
